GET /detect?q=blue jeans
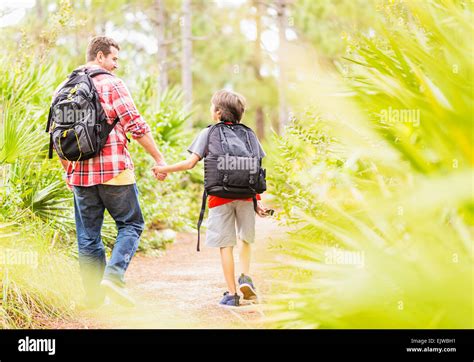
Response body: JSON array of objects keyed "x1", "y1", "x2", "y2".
[{"x1": 73, "y1": 183, "x2": 145, "y2": 300}]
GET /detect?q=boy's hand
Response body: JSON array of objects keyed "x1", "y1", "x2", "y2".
[
  {"x1": 154, "y1": 172, "x2": 167, "y2": 181},
  {"x1": 152, "y1": 161, "x2": 167, "y2": 181},
  {"x1": 256, "y1": 201, "x2": 267, "y2": 217},
  {"x1": 153, "y1": 165, "x2": 164, "y2": 174}
]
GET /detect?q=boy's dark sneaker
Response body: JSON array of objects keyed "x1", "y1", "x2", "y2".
[
  {"x1": 219, "y1": 292, "x2": 240, "y2": 308},
  {"x1": 100, "y1": 279, "x2": 135, "y2": 308},
  {"x1": 238, "y1": 273, "x2": 257, "y2": 301}
]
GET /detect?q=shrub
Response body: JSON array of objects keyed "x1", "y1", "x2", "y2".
[{"x1": 267, "y1": 0, "x2": 473, "y2": 329}]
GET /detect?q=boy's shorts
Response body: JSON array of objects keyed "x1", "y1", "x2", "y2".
[{"x1": 205, "y1": 200, "x2": 256, "y2": 248}]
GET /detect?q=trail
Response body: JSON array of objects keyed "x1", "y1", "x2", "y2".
[{"x1": 53, "y1": 217, "x2": 287, "y2": 329}]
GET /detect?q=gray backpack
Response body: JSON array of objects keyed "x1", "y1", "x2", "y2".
[{"x1": 196, "y1": 121, "x2": 266, "y2": 251}]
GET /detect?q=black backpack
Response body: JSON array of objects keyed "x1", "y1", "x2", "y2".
[
  {"x1": 46, "y1": 68, "x2": 119, "y2": 161},
  {"x1": 196, "y1": 121, "x2": 267, "y2": 251}
]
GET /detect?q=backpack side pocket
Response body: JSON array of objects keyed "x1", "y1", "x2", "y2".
[{"x1": 255, "y1": 167, "x2": 267, "y2": 194}]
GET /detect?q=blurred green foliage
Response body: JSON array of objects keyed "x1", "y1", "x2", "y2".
[{"x1": 267, "y1": 0, "x2": 473, "y2": 328}]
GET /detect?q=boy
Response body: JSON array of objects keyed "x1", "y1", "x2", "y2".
[{"x1": 153, "y1": 90, "x2": 268, "y2": 308}]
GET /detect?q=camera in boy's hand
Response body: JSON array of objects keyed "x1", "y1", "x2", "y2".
[
  {"x1": 256, "y1": 201, "x2": 274, "y2": 217},
  {"x1": 263, "y1": 208, "x2": 275, "y2": 217}
]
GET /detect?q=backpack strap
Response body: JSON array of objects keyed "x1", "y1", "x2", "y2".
[
  {"x1": 46, "y1": 108, "x2": 54, "y2": 159},
  {"x1": 48, "y1": 134, "x2": 54, "y2": 159},
  {"x1": 203, "y1": 122, "x2": 228, "y2": 157},
  {"x1": 203, "y1": 123, "x2": 218, "y2": 158},
  {"x1": 45, "y1": 107, "x2": 52, "y2": 133},
  {"x1": 85, "y1": 68, "x2": 120, "y2": 140},
  {"x1": 86, "y1": 68, "x2": 113, "y2": 78},
  {"x1": 196, "y1": 190, "x2": 208, "y2": 252},
  {"x1": 99, "y1": 117, "x2": 120, "y2": 138}
]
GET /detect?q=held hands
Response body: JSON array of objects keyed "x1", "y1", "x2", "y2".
[{"x1": 152, "y1": 161, "x2": 167, "y2": 181}]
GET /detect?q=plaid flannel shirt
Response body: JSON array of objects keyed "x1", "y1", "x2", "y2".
[{"x1": 53, "y1": 65, "x2": 150, "y2": 186}]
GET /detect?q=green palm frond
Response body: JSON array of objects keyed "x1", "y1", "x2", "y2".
[
  {"x1": 0, "y1": 102, "x2": 44, "y2": 164},
  {"x1": 268, "y1": 0, "x2": 473, "y2": 329}
]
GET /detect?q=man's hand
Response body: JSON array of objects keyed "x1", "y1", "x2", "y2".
[
  {"x1": 256, "y1": 201, "x2": 267, "y2": 217},
  {"x1": 58, "y1": 159, "x2": 73, "y2": 190}
]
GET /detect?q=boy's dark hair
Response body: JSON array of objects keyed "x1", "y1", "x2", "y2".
[
  {"x1": 86, "y1": 36, "x2": 120, "y2": 62},
  {"x1": 211, "y1": 89, "x2": 246, "y2": 123}
]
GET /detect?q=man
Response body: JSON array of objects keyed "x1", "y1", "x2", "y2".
[{"x1": 53, "y1": 36, "x2": 167, "y2": 308}]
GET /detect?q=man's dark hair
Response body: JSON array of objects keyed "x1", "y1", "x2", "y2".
[{"x1": 86, "y1": 36, "x2": 120, "y2": 62}]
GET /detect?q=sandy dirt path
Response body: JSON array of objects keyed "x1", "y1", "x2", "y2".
[{"x1": 55, "y1": 216, "x2": 287, "y2": 329}]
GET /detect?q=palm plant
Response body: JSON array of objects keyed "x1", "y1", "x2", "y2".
[
  {"x1": 0, "y1": 57, "x2": 80, "y2": 328},
  {"x1": 0, "y1": 58, "x2": 73, "y2": 226},
  {"x1": 341, "y1": 0, "x2": 473, "y2": 173},
  {"x1": 135, "y1": 78, "x2": 192, "y2": 145},
  {"x1": 267, "y1": 0, "x2": 473, "y2": 328}
]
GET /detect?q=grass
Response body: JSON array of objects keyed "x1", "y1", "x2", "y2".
[{"x1": 0, "y1": 220, "x2": 81, "y2": 329}]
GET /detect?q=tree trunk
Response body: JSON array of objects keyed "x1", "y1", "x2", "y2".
[
  {"x1": 156, "y1": 0, "x2": 168, "y2": 96},
  {"x1": 276, "y1": 0, "x2": 288, "y2": 133},
  {"x1": 99, "y1": 1, "x2": 106, "y2": 34},
  {"x1": 36, "y1": 0, "x2": 44, "y2": 19},
  {"x1": 181, "y1": 0, "x2": 193, "y2": 116},
  {"x1": 253, "y1": 0, "x2": 265, "y2": 140}
]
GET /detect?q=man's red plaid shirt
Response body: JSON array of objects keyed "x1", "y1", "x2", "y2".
[{"x1": 52, "y1": 65, "x2": 150, "y2": 186}]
